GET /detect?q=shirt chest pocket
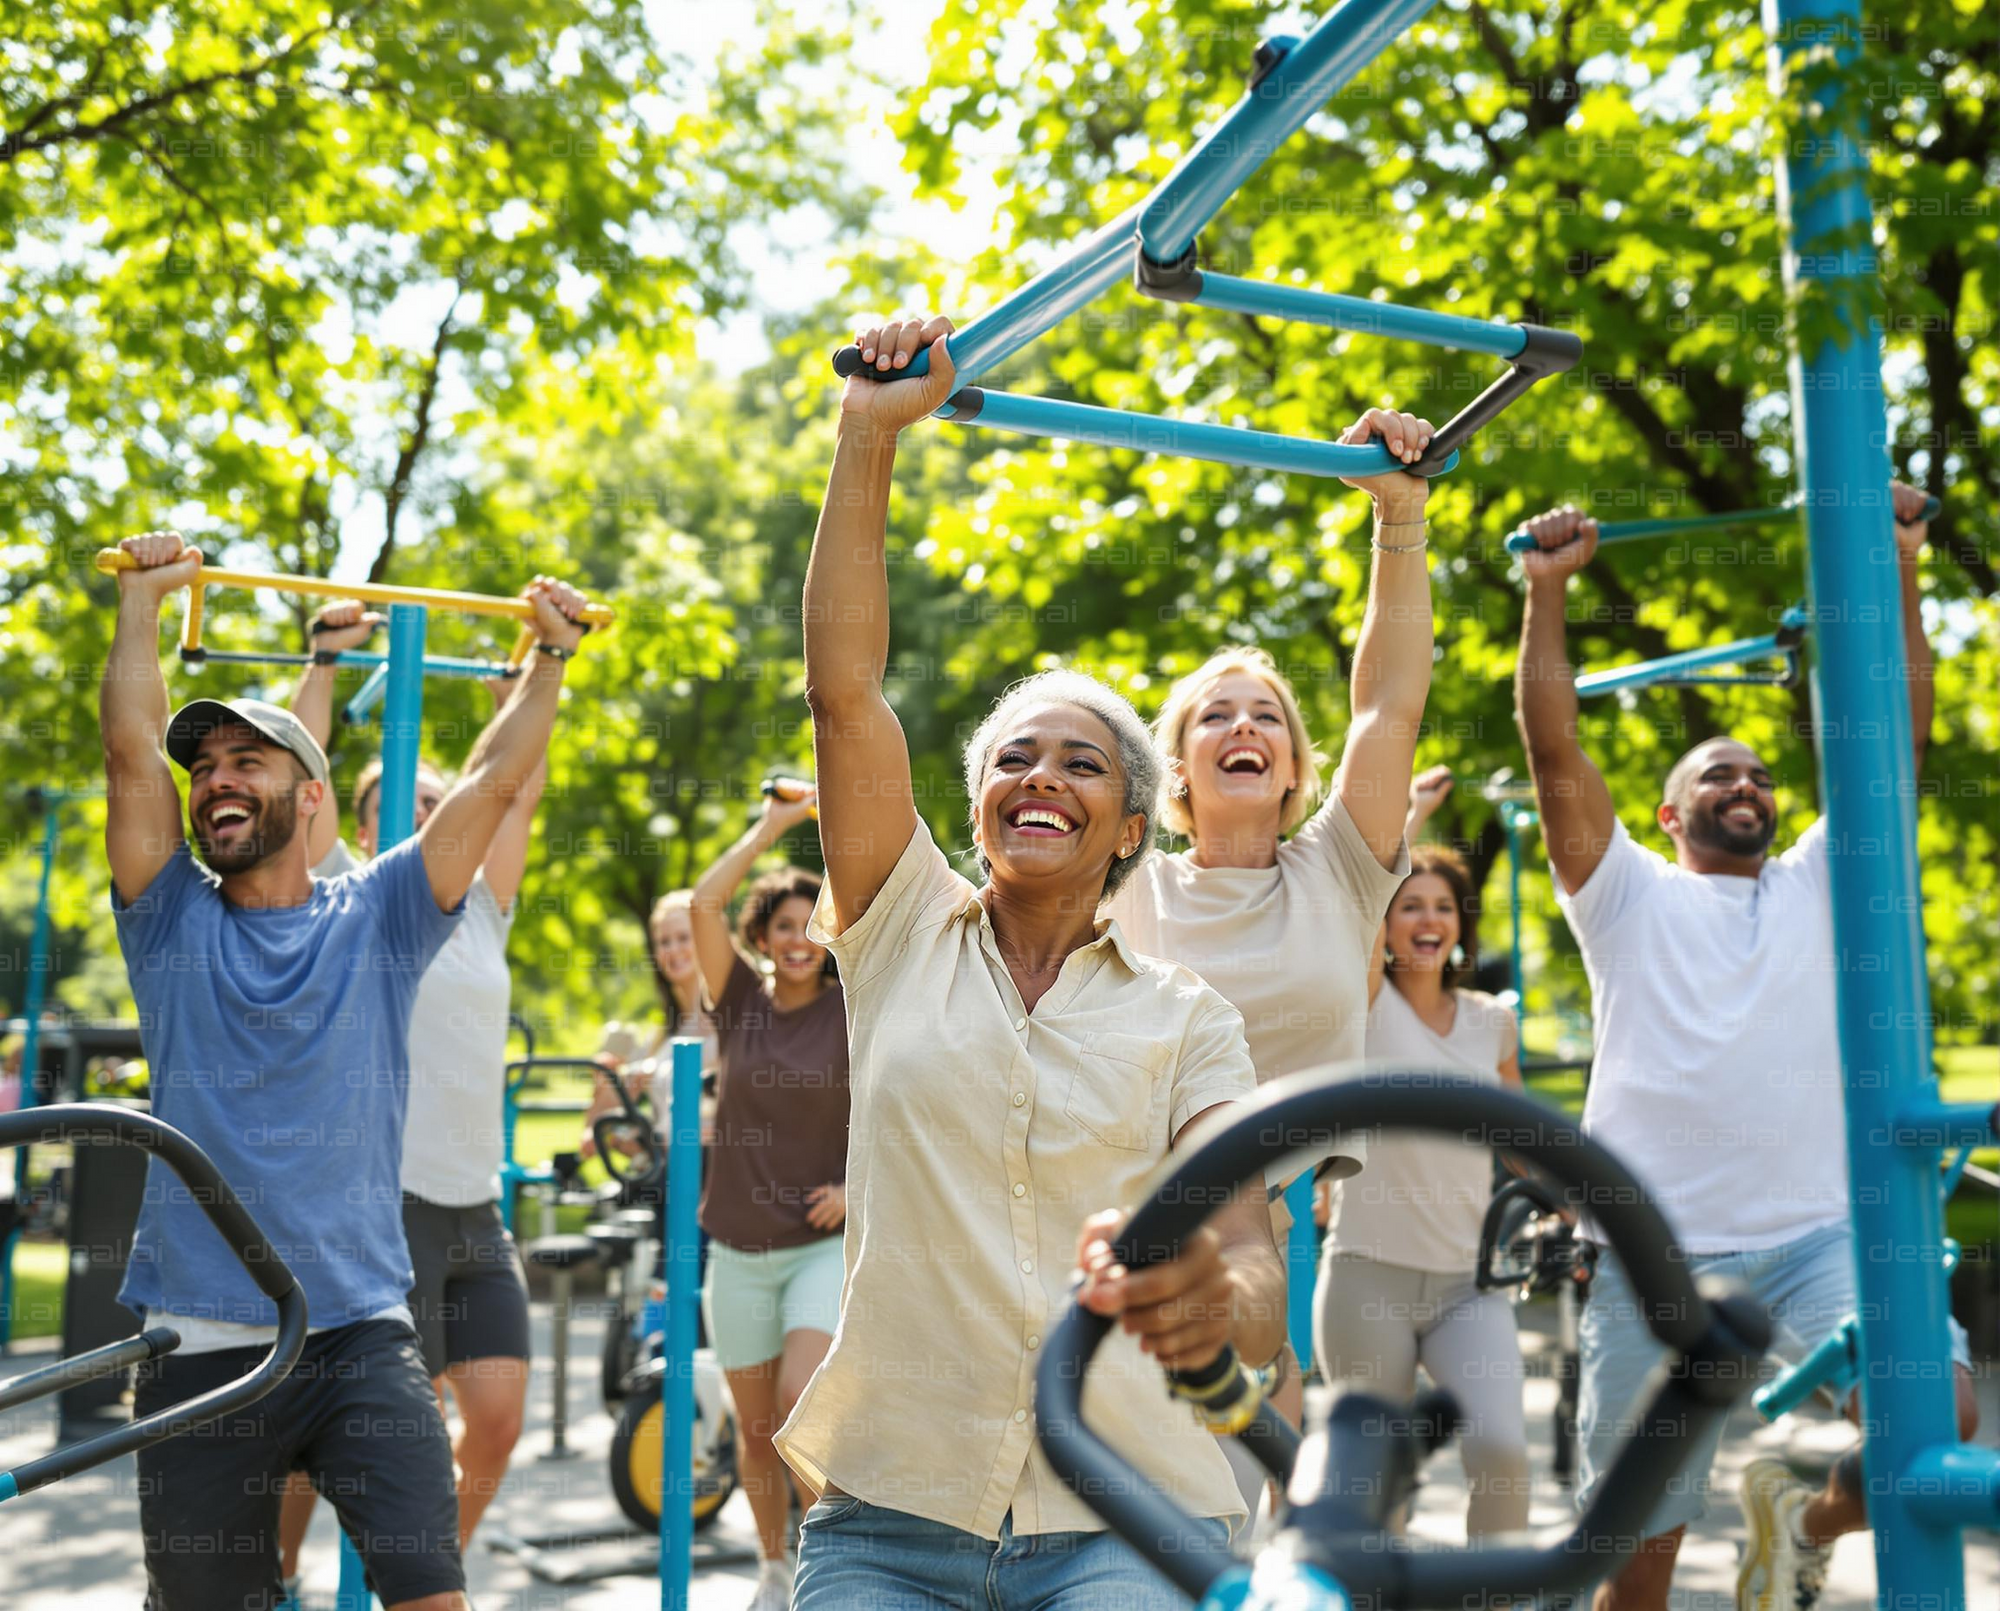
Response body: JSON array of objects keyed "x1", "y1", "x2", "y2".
[{"x1": 1064, "y1": 1031, "x2": 1172, "y2": 1153}]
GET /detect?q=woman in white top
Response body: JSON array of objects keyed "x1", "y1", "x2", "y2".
[
  {"x1": 1102, "y1": 411, "x2": 1441, "y2": 1439},
  {"x1": 779, "y1": 311, "x2": 1285, "y2": 1608},
  {"x1": 1317, "y1": 840, "x2": 1531, "y2": 1538}
]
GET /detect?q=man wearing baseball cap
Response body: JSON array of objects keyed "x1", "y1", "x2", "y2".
[{"x1": 99, "y1": 528, "x2": 592, "y2": 1611}]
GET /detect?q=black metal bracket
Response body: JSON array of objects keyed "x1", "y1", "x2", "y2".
[
  {"x1": 1407, "y1": 322, "x2": 1584, "y2": 477},
  {"x1": 1133, "y1": 242, "x2": 1203, "y2": 303}
]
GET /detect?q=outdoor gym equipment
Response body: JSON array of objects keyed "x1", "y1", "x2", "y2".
[
  {"x1": 829, "y1": 4, "x2": 1584, "y2": 481},
  {"x1": 1477, "y1": 1173, "x2": 1589, "y2": 1485},
  {"x1": 0, "y1": 1104, "x2": 304, "y2": 1504},
  {"x1": 1503, "y1": 497, "x2": 1940, "y2": 699},
  {"x1": 1753, "y1": 1138, "x2": 1988, "y2": 1425},
  {"x1": 1036, "y1": 1068, "x2": 1772, "y2": 1607}
]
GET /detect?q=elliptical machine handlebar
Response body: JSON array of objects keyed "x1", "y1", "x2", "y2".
[
  {"x1": 1034, "y1": 1069, "x2": 1772, "y2": 1607},
  {"x1": 0, "y1": 1104, "x2": 307, "y2": 1503}
]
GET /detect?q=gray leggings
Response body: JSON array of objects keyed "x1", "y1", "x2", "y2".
[{"x1": 1314, "y1": 1251, "x2": 1531, "y2": 1537}]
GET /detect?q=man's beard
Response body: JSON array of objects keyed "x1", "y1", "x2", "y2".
[
  {"x1": 193, "y1": 791, "x2": 299, "y2": 874},
  {"x1": 1686, "y1": 796, "x2": 1775, "y2": 858}
]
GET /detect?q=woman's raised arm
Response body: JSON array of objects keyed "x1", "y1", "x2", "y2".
[{"x1": 803, "y1": 313, "x2": 958, "y2": 930}]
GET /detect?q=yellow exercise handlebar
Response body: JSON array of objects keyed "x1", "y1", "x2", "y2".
[{"x1": 93, "y1": 549, "x2": 615, "y2": 663}]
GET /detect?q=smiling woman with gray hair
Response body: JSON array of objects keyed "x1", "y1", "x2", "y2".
[
  {"x1": 773, "y1": 311, "x2": 1288, "y2": 1608},
  {"x1": 960, "y1": 667, "x2": 1163, "y2": 900}
]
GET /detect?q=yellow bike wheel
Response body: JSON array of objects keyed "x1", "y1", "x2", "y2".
[{"x1": 608, "y1": 1375, "x2": 737, "y2": 1533}]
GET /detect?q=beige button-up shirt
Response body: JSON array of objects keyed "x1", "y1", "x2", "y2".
[{"x1": 774, "y1": 821, "x2": 1258, "y2": 1541}]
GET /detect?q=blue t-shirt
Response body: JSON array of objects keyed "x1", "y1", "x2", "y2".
[{"x1": 112, "y1": 837, "x2": 461, "y2": 1326}]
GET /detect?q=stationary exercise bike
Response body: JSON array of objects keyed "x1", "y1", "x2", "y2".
[
  {"x1": 1477, "y1": 1172, "x2": 1591, "y2": 1483},
  {"x1": 1037, "y1": 1069, "x2": 1773, "y2": 1608}
]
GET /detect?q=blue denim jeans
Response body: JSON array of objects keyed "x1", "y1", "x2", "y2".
[{"x1": 792, "y1": 1493, "x2": 1233, "y2": 1609}]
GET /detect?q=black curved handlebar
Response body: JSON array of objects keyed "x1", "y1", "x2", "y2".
[
  {"x1": 522, "y1": 1054, "x2": 664, "y2": 1187},
  {"x1": 0, "y1": 1104, "x2": 306, "y2": 1502},
  {"x1": 1475, "y1": 1175, "x2": 1579, "y2": 1298},
  {"x1": 1035, "y1": 1069, "x2": 1771, "y2": 1606}
]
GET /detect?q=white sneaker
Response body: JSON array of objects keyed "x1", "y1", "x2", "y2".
[
  {"x1": 749, "y1": 1554, "x2": 795, "y2": 1611},
  {"x1": 1738, "y1": 1457, "x2": 1835, "y2": 1610}
]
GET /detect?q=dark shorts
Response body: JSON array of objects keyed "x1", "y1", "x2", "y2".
[
  {"x1": 136, "y1": 1317, "x2": 462, "y2": 1610},
  {"x1": 403, "y1": 1191, "x2": 531, "y2": 1376}
]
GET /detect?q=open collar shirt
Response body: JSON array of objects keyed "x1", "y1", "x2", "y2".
[{"x1": 774, "y1": 820, "x2": 1257, "y2": 1540}]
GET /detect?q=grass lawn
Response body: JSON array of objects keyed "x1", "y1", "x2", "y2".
[{"x1": 5, "y1": 1237, "x2": 68, "y2": 1343}]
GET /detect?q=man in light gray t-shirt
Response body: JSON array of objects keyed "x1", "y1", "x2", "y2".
[
  {"x1": 276, "y1": 599, "x2": 550, "y2": 1577},
  {"x1": 1512, "y1": 491, "x2": 1971, "y2": 1611}
]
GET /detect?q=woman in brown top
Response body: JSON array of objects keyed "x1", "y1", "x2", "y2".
[
  {"x1": 778, "y1": 310, "x2": 1287, "y2": 1609},
  {"x1": 688, "y1": 791, "x2": 850, "y2": 1611}
]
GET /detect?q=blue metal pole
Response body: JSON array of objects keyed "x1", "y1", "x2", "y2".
[
  {"x1": 375, "y1": 608, "x2": 427, "y2": 845},
  {"x1": 1502, "y1": 805, "x2": 1528, "y2": 1037},
  {"x1": 1190, "y1": 275, "x2": 1528, "y2": 358},
  {"x1": 936, "y1": 388, "x2": 1458, "y2": 479},
  {"x1": 1137, "y1": 0, "x2": 1444, "y2": 263},
  {"x1": 0, "y1": 799, "x2": 62, "y2": 1351},
  {"x1": 336, "y1": 605, "x2": 426, "y2": 1611},
  {"x1": 1283, "y1": 1175, "x2": 1315, "y2": 1368},
  {"x1": 834, "y1": 0, "x2": 1450, "y2": 389},
  {"x1": 343, "y1": 663, "x2": 394, "y2": 728},
  {"x1": 1502, "y1": 493, "x2": 1937, "y2": 553},
  {"x1": 660, "y1": 1038, "x2": 701, "y2": 1610},
  {"x1": 1573, "y1": 631, "x2": 1790, "y2": 698},
  {"x1": 1767, "y1": 0, "x2": 1963, "y2": 1600},
  {"x1": 831, "y1": 206, "x2": 1141, "y2": 388}
]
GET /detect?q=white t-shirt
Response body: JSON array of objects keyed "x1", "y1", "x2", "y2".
[
  {"x1": 317, "y1": 841, "x2": 515, "y2": 1205},
  {"x1": 1328, "y1": 985, "x2": 1517, "y2": 1272},
  {"x1": 1556, "y1": 819, "x2": 1848, "y2": 1253},
  {"x1": 1102, "y1": 794, "x2": 1408, "y2": 1182}
]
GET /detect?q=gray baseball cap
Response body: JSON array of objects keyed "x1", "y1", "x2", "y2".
[{"x1": 164, "y1": 698, "x2": 332, "y2": 788}]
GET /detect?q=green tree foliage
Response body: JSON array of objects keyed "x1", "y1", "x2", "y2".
[
  {"x1": 864, "y1": 0, "x2": 1998, "y2": 1043},
  {"x1": 0, "y1": 0, "x2": 862, "y2": 1033},
  {"x1": 3, "y1": 0, "x2": 1993, "y2": 1052}
]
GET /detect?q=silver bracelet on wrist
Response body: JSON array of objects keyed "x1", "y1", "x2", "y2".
[{"x1": 1372, "y1": 518, "x2": 1429, "y2": 553}]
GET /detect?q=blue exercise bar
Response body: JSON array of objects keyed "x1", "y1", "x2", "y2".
[
  {"x1": 1771, "y1": 0, "x2": 1968, "y2": 1596},
  {"x1": 1184, "y1": 274, "x2": 1530, "y2": 360},
  {"x1": 1574, "y1": 606, "x2": 1809, "y2": 699},
  {"x1": 936, "y1": 387, "x2": 1459, "y2": 480},
  {"x1": 1902, "y1": 1448, "x2": 2000, "y2": 1530},
  {"x1": 178, "y1": 646, "x2": 519, "y2": 678},
  {"x1": 342, "y1": 663, "x2": 393, "y2": 727},
  {"x1": 661, "y1": 1037, "x2": 702, "y2": 1609},
  {"x1": 829, "y1": 0, "x2": 1578, "y2": 480},
  {"x1": 1503, "y1": 494, "x2": 1940, "y2": 554}
]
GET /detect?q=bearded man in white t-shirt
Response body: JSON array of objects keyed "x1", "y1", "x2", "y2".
[{"x1": 1512, "y1": 487, "x2": 1974, "y2": 1611}]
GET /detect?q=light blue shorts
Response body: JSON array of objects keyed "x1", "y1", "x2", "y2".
[
  {"x1": 701, "y1": 1234, "x2": 844, "y2": 1370},
  {"x1": 1578, "y1": 1220, "x2": 1973, "y2": 1538},
  {"x1": 793, "y1": 1494, "x2": 1232, "y2": 1610}
]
